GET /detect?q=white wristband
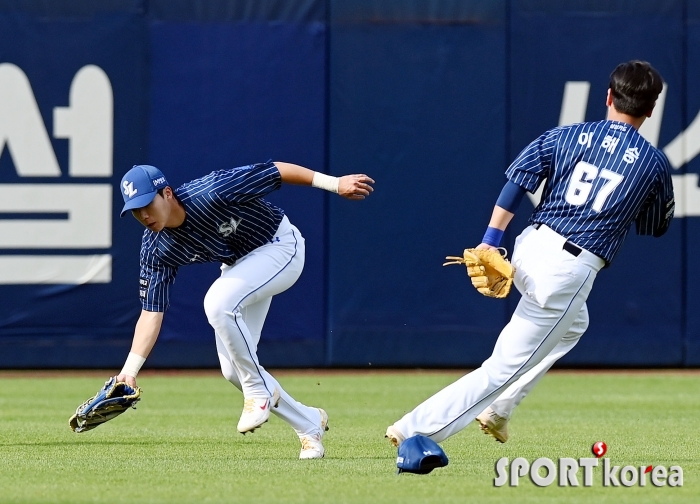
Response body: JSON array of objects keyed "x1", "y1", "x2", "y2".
[
  {"x1": 120, "y1": 352, "x2": 146, "y2": 378},
  {"x1": 311, "y1": 172, "x2": 339, "y2": 193}
]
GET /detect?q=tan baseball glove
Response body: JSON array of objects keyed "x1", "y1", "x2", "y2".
[{"x1": 444, "y1": 248, "x2": 515, "y2": 299}]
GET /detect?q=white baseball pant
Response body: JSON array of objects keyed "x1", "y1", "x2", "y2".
[
  {"x1": 486, "y1": 302, "x2": 588, "y2": 419},
  {"x1": 393, "y1": 224, "x2": 605, "y2": 442},
  {"x1": 204, "y1": 215, "x2": 322, "y2": 436}
]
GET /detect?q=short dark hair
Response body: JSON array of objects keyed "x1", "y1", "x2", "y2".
[
  {"x1": 609, "y1": 60, "x2": 664, "y2": 118},
  {"x1": 157, "y1": 187, "x2": 180, "y2": 204}
]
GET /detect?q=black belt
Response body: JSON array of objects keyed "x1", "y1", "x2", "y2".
[
  {"x1": 562, "y1": 241, "x2": 582, "y2": 257},
  {"x1": 532, "y1": 223, "x2": 582, "y2": 257}
]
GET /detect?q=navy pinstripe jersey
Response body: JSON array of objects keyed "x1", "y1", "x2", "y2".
[
  {"x1": 138, "y1": 161, "x2": 284, "y2": 312},
  {"x1": 506, "y1": 120, "x2": 675, "y2": 264}
]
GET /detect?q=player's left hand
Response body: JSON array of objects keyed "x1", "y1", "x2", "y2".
[
  {"x1": 338, "y1": 174, "x2": 375, "y2": 200},
  {"x1": 68, "y1": 376, "x2": 142, "y2": 433},
  {"x1": 116, "y1": 373, "x2": 138, "y2": 388},
  {"x1": 444, "y1": 247, "x2": 515, "y2": 299}
]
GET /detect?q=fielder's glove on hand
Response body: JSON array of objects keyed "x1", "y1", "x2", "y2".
[
  {"x1": 69, "y1": 376, "x2": 141, "y2": 433},
  {"x1": 444, "y1": 248, "x2": 515, "y2": 299}
]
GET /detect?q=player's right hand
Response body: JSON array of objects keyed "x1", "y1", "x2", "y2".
[
  {"x1": 338, "y1": 174, "x2": 375, "y2": 200},
  {"x1": 116, "y1": 374, "x2": 138, "y2": 387}
]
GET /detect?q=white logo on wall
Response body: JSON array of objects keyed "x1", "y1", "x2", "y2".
[
  {"x1": 529, "y1": 81, "x2": 700, "y2": 217},
  {"x1": 0, "y1": 63, "x2": 113, "y2": 284}
]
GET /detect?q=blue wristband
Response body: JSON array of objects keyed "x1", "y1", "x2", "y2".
[{"x1": 482, "y1": 226, "x2": 504, "y2": 247}]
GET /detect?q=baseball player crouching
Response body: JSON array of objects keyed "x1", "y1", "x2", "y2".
[
  {"x1": 117, "y1": 160, "x2": 374, "y2": 459},
  {"x1": 387, "y1": 60, "x2": 674, "y2": 448}
]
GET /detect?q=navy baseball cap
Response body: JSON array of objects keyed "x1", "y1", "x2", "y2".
[
  {"x1": 396, "y1": 435, "x2": 449, "y2": 475},
  {"x1": 120, "y1": 165, "x2": 169, "y2": 217}
]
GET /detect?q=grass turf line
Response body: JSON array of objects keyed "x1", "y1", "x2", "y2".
[{"x1": 0, "y1": 371, "x2": 697, "y2": 503}]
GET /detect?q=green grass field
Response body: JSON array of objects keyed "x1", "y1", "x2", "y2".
[{"x1": 0, "y1": 370, "x2": 698, "y2": 503}]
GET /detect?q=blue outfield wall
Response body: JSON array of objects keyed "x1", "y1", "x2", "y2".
[
  {"x1": 682, "y1": 1, "x2": 700, "y2": 365},
  {"x1": 327, "y1": 1, "x2": 510, "y2": 367},
  {"x1": 144, "y1": 0, "x2": 328, "y2": 368},
  {"x1": 0, "y1": 0, "x2": 327, "y2": 368},
  {"x1": 507, "y1": 0, "x2": 685, "y2": 367},
  {"x1": 0, "y1": 0, "x2": 697, "y2": 368},
  {"x1": 0, "y1": 0, "x2": 149, "y2": 367}
]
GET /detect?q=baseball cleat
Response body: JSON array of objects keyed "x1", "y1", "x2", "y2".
[
  {"x1": 237, "y1": 388, "x2": 280, "y2": 434},
  {"x1": 475, "y1": 407, "x2": 509, "y2": 443},
  {"x1": 299, "y1": 408, "x2": 329, "y2": 459},
  {"x1": 385, "y1": 425, "x2": 405, "y2": 448}
]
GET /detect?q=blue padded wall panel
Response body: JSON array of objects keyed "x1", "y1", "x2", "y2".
[
  {"x1": 327, "y1": 1, "x2": 510, "y2": 366},
  {"x1": 0, "y1": 0, "x2": 697, "y2": 369},
  {"x1": 682, "y1": 1, "x2": 700, "y2": 365},
  {"x1": 0, "y1": 2, "x2": 148, "y2": 367},
  {"x1": 510, "y1": 0, "x2": 685, "y2": 366},
  {"x1": 145, "y1": 12, "x2": 328, "y2": 367}
]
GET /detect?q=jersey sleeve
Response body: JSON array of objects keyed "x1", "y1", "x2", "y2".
[
  {"x1": 495, "y1": 180, "x2": 528, "y2": 212},
  {"x1": 504, "y1": 129, "x2": 558, "y2": 193},
  {"x1": 634, "y1": 153, "x2": 675, "y2": 237},
  {"x1": 138, "y1": 233, "x2": 178, "y2": 312},
  {"x1": 215, "y1": 160, "x2": 282, "y2": 204}
]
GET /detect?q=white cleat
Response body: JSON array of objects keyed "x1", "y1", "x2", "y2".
[
  {"x1": 237, "y1": 388, "x2": 280, "y2": 434},
  {"x1": 475, "y1": 407, "x2": 509, "y2": 443},
  {"x1": 384, "y1": 425, "x2": 406, "y2": 448},
  {"x1": 299, "y1": 408, "x2": 329, "y2": 460}
]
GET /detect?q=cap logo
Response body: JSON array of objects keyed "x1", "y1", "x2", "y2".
[
  {"x1": 122, "y1": 180, "x2": 137, "y2": 198},
  {"x1": 153, "y1": 176, "x2": 166, "y2": 186}
]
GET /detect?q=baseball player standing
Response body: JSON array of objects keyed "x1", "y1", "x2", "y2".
[
  {"x1": 386, "y1": 60, "x2": 674, "y2": 447},
  {"x1": 116, "y1": 160, "x2": 374, "y2": 459}
]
